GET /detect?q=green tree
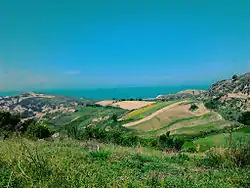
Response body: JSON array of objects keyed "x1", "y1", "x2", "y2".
[
  {"x1": 239, "y1": 111, "x2": 250, "y2": 125},
  {"x1": 27, "y1": 123, "x2": 51, "y2": 139},
  {"x1": 0, "y1": 112, "x2": 21, "y2": 139},
  {"x1": 189, "y1": 104, "x2": 198, "y2": 111},
  {"x1": 111, "y1": 114, "x2": 118, "y2": 122}
]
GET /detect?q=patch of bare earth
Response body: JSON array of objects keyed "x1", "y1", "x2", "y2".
[
  {"x1": 112, "y1": 101, "x2": 155, "y2": 110},
  {"x1": 95, "y1": 100, "x2": 116, "y2": 106},
  {"x1": 96, "y1": 100, "x2": 154, "y2": 110}
]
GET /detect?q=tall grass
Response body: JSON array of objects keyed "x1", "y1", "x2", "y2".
[
  {"x1": 0, "y1": 137, "x2": 249, "y2": 187},
  {"x1": 199, "y1": 134, "x2": 250, "y2": 168}
]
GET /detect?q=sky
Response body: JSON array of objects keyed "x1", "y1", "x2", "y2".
[{"x1": 0, "y1": 0, "x2": 250, "y2": 91}]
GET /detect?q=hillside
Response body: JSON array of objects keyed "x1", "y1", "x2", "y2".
[
  {"x1": 205, "y1": 73, "x2": 250, "y2": 111},
  {"x1": 0, "y1": 92, "x2": 95, "y2": 120},
  {"x1": 207, "y1": 73, "x2": 250, "y2": 97}
]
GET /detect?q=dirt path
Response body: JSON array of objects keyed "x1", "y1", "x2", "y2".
[
  {"x1": 122, "y1": 101, "x2": 187, "y2": 127},
  {"x1": 71, "y1": 116, "x2": 80, "y2": 122}
]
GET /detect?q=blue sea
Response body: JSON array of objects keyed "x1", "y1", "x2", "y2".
[{"x1": 0, "y1": 86, "x2": 208, "y2": 100}]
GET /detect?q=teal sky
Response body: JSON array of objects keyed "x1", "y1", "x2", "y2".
[{"x1": 0, "y1": 0, "x2": 250, "y2": 91}]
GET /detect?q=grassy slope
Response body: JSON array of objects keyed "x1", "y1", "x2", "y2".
[
  {"x1": 171, "y1": 119, "x2": 231, "y2": 135},
  {"x1": 0, "y1": 138, "x2": 249, "y2": 187},
  {"x1": 193, "y1": 127, "x2": 250, "y2": 151},
  {"x1": 52, "y1": 106, "x2": 128, "y2": 126}
]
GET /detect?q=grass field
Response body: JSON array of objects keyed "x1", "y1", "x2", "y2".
[
  {"x1": 0, "y1": 137, "x2": 249, "y2": 187},
  {"x1": 170, "y1": 119, "x2": 231, "y2": 135},
  {"x1": 193, "y1": 128, "x2": 250, "y2": 151}
]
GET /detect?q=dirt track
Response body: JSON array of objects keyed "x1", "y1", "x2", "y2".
[{"x1": 122, "y1": 101, "x2": 186, "y2": 127}]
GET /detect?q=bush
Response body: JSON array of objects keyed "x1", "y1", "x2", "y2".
[
  {"x1": 204, "y1": 99, "x2": 219, "y2": 110},
  {"x1": 239, "y1": 111, "x2": 250, "y2": 125},
  {"x1": 111, "y1": 114, "x2": 118, "y2": 122},
  {"x1": 165, "y1": 153, "x2": 190, "y2": 164},
  {"x1": 200, "y1": 150, "x2": 226, "y2": 168},
  {"x1": 182, "y1": 141, "x2": 196, "y2": 153},
  {"x1": 65, "y1": 125, "x2": 185, "y2": 151},
  {"x1": 220, "y1": 108, "x2": 242, "y2": 121},
  {"x1": 200, "y1": 140, "x2": 250, "y2": 168},
  {"x1": 224, "y1": 140, "x2": 250, "y2": 167},
  {"x1": 232, "y1": 74, "x2": 238, "y2": 81},
  {"x1": 27, "y1": 123, "x2": 51, "y2": 139},
  {"x1": 189, "y1": 104, "x2": 198, "y2": 111},
  {"x1": 88, "y1": 151, "x2": 110, "y2": 160},
  {"x1": 0, "y1": 112, "x2": 22, "y2": 139}
]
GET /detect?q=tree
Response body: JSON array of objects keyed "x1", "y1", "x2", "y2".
[
  {"x1": 232, "y1": 74, "x2": 238, "y2": 81},
  {"x1": 204, "y1": 99, "x2": 219, "y2": 110},
  {"x1": 239, "y1": 111, "x2": 250, "y2": 125},
  {"x1": 111, "y1": 114, "x2": 118, "y2": 122},
  {"x1": 26, "y1": 123, "x2": 51, "y2": 139},
  {"x1": 0, "y1": 112, "x2": 21, "y2": 139},
  {"x1": 189, "y1": 104, "x2": 199, "y2": 111}
]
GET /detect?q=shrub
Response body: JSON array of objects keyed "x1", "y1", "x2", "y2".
[
  {"x1": 224, "y1": 139, "x2": 250, "y2": 167},
  {"x1": 200, "y1": 150, "x2": 226, "y2": 168},
  {"x1": 165, "y1": 153, "x2": 190, "y2": 164},
  {"x1": 232, "y1": 74, "x2": 238, "y2": 81},
  {"x1": 121, "y1": 133, "x2": 138, "y2": 146},
  {"x1": 200, "y1": 140, "x2": 250, "y2": 168},
  {"x1": 0, "y1": 112, "x2": 22, "y2": 139},
  {"x1": 182, "y1": 141, "x2": 196, "y2": 153},
  {"x1": 65, "y1": 125, "x2": 185, "y2": 151},
  {"x1": 27, "y1": 123, "x2": 51, "y2": 139},
  {"x1": 204, "y1": 99, "x2": 220, "y2": 110},
  {"x1": 219, "y1": 108, "x2": 242, "y2": 121},
  {"x1": 189, "y1": 104, "x2": 198, "y2": 111},
  {"x1": 111, "y1": 114, "x2": 118, "y2": 122},
  {"x1": 88, "y1": 151, "x2": 110, "y2": 160},
  {"x1": 239, "y1": 111, "x2": 250, "y2": 125}
]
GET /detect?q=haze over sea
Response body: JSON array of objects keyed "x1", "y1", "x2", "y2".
[{"x1": 0, "y1": 85, "x2": 208, "y2": 100}]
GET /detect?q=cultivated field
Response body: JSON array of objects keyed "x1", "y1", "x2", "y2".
[{"x1": 126, "y1": 101, "x2": 231, "y2": 136}]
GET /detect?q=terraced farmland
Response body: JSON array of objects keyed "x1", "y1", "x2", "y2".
[{"x1": 127, "y1": 101, "x2": 232, "y2": 137}]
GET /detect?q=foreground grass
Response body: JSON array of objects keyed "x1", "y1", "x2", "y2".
[{"x1": 0, "y1": 137, "x2": 249, "y2": 187}]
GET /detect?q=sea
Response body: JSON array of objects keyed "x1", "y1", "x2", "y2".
[{"x1": 0, "y1": 85, "x2": 208, "y2": 100}]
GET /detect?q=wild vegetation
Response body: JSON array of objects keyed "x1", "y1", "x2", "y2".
[{"x1": 0, "y1": 136, "x2": 249, "y2": 187}]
